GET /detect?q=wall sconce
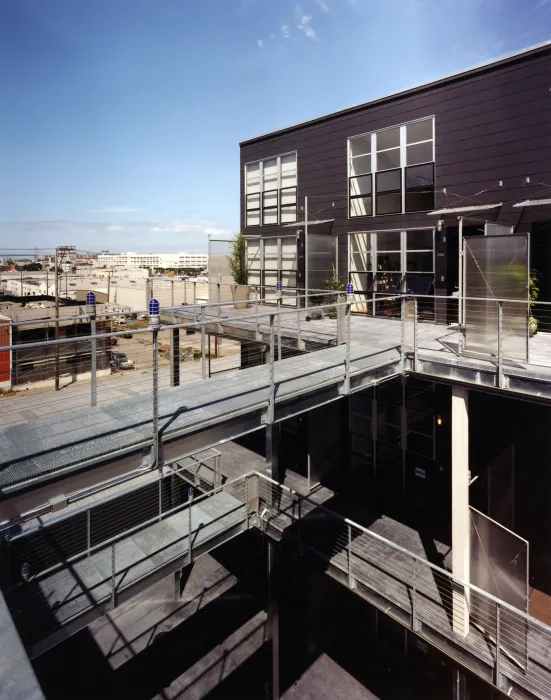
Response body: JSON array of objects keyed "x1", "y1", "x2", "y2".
[
  {"x1": 437, "y1": 219, "x2": 444, "y2": 233},
  {"x1": 436, "y1": 415, "x2": 443, "y2": 426}
]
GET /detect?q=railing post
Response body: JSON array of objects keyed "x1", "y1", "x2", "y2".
[
  {"x1": 158, "y1": 468, "x2": 163, "y2": 521},
  {"x1": 269, "y1": 314, "x2": 275, "y2": 423},
  {"x1": 188, "y1": 486, "x2": 193, "y2": 565},
  {"x1": 495, "y1": 601, "x2": 502, "y2": 688},
  {"x1": 297, "y1": 304, "x2": 303, "y2": 350},
  {"x1": 149, "y1": 300, "x2": 160, "y2": 467},
  {"x1": 184, "y1": 278, "x2": 187, "y2": 305},
  {"x1": 413, "y1": 298, "x2": 418, "y2": 372},
  {"x1": 347, "y1": 523, "x2": 355, "y2": 589},
  {"x1": 87, "y1": 508, "x2": 91, "y2": 557},
  {"x1": 337, "y1": 293, "x2": 345, "y2": 345},
  {"x1": 193, "y1": 280, "x2": 197, "y2": 305},
  {"x1": 497, "y1": 300, "x2": 503, "y2": 388},
  {"x1": 276, "y1": 281, "x2": 282, "y2": 362},
  {"x1": 111, "y1": 542, "x2": 116, "y2": 610},
  {"x1": 344, "y1": 287, "x2": 353, "y2": 394},
  {"x1": 411, "y1": 558, "x2": 418, "y2": 631},
  {"x1": 86, "y1": 293, "x2": 97, "y2": 407},
  {"x1": 217, "y1": 276, "x2": 222, "y2": 334},
  {"x1": 201, "y1": 306, "x2": 206, "y2": 380},
  {"x1": 171, "y1": 279, "x2": 175, "y2": 323}
]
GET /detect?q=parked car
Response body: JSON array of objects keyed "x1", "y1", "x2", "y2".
[
  {"x1": 109, "y1": 352, "x2": 135, "y2": 370},
  {"x1": 121, "y1": 332, "x2": 133, "y2": 339},
  {"x1": 106, "y1": 337, "x2": 118, "y2": 346}
]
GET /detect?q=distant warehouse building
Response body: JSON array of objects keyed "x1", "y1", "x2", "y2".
[{"x1": 97, "y1": 252, "x2": 208, "y2": 269}]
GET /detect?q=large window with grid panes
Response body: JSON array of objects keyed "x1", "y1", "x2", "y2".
[
  {"x1": 348, "y1": 118, "x2": 434, "y2": 218},
  {"x1": 245, "y1": 153, "x2": 297, "y2": 227},
  {"x1": 349, "y1": 229, "x2": 434, "y2": 317}
]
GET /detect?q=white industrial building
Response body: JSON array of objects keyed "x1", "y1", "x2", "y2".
[{"x1": 96, "y1": 252, "x2": 208, "y2": 269}]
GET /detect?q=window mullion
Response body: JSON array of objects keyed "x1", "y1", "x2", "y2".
[
  {"x1": 400, "y1": 125, "x2": 406, "y2": 213},
  {"x1": 371, "y1": 133, "x2": 377, "y2": 216}
]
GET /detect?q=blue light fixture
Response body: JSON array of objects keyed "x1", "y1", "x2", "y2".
[
  {"x1": 347, "y1": 283, "x2": 354, "y2": 295},
  {"x1": 149, "y1": 298, "x2": 160, "y2": 329},
  {"x1": 86, "y1": 292, "x2": 96, "y2": 306},
  {"x1": 276, "y1": 280, "x2": 282, "y2": 291}
]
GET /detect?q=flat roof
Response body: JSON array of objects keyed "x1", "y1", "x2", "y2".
[{"x1": 240, "y1": 41, "x2": 551, "y2": 146}]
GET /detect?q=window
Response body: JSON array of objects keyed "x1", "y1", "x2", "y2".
[
  {"x1": 245, "y1": 153, "x2": 297, "y2": 226},
  {"x1": 348, "y1": 117, "x2": 434, "y2": 217}
]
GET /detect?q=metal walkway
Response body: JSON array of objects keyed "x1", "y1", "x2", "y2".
[
  {"x1": 3, "y1": 471, "x2": 551, "y2": 699},
  {"x1": 0, "y1": 340, "x2": 400, "y2": 499}
]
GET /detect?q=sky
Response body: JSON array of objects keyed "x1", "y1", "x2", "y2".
[{"x1": 1, "y1": 0, "x2": 550, "y2": 255}]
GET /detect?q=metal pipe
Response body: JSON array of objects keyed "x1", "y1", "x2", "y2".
[{"x1": 193, "y1": 281, "x2": 197, "y2": 305}]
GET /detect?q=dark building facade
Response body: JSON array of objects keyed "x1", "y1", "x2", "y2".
[{"x1": 239, "y1": 43, "x2": 551, "y2": 319}]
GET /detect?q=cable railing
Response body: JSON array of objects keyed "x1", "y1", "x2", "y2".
[{"x1": 3, "y1": 469, "x2": 551, "y2": 698}]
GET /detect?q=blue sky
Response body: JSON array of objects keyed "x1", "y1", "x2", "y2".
[{"x1": 1, "y1": 0, "x2": 550, "y2": 254}]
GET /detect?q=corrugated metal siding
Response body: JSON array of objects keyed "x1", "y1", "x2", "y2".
[{"x1": 240, "y1": 48, "x2": 551, "y2": 279}]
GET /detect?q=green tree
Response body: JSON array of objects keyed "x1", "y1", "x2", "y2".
[{"x1": 226, "y1": 233, "x2": 249, "y2": 285}]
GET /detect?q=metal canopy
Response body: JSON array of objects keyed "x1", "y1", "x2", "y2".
[
  {"x1": 513, "y1": 198, "x2": 551, "y2": 208},
  {"x1": 428, "y1": 203, "x2": 503, "y2": 215},
  {"x1": 282, "y1": 218, "x2": 334, "y2": 228}
]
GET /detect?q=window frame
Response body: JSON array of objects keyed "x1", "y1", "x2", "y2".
[
  {"x1": 347, "y1": 117, "x2": 435, "y2": 218},
  {"x1": 244, "y1": 151, "x2": 298, "y2": 227}
]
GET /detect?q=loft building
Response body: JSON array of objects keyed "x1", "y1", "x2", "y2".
[{"x1": 240, "y1": 43, "x2": 551, "y2": 318}]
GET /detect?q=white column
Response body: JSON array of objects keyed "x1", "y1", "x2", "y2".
[{"x1": 452, "y1": 385, "x2": 470, "y2": 637}]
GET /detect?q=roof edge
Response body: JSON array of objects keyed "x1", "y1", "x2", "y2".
[{"x1": 240, "y1": 41, "x2": 551, "y2": 146}]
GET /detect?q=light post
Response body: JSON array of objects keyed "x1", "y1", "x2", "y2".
[
  {"x1": 149, "y1": 298, "x2": 161, "y2": 467},
  {"x1": 86, "y1": 292, "x2": 97, "y2": 407}
]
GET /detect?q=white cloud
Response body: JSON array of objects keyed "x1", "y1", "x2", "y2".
[
  {"x1": 269, "y1": 32, "x2": 275, "y2": 38},
  {"x1": 94, "y1": 206, "x2": 148, "y2": 213},
  {"x1": 281, "y1": 24, "x2": 290, "y2": 39},
  {"x1": 315, "y1": 0, "x2": 329, "y2": 11},
  {"x1": 0, "y1": 219, "x2": 233, "y2": 251},
  {"x1": 257, "y1": 39, "x2": 263, "y2": 48},
  {"x1": 297, "y1": 14, "x2": 318, "y2": 41}
]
